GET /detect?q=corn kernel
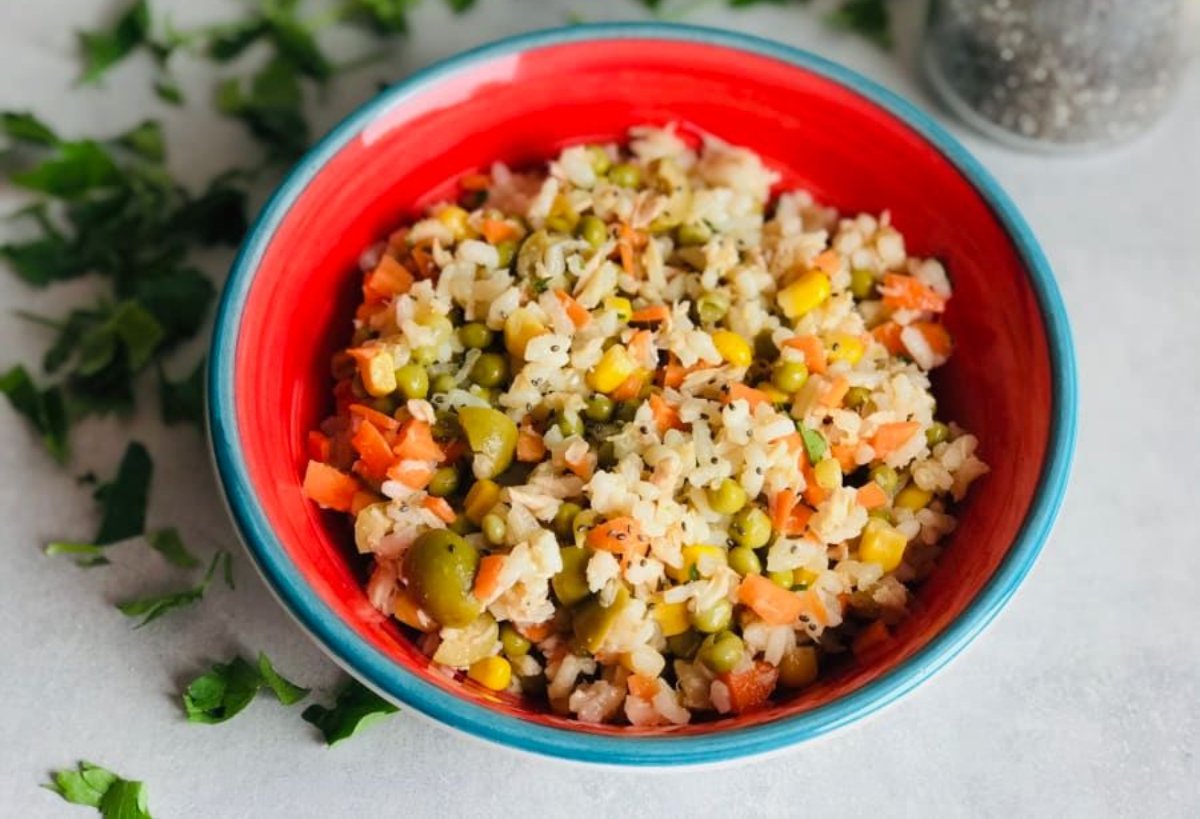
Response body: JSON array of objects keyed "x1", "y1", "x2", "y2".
[
  {"x1": 545, "y1": 194, "x2": 580, "y2": 234},
  {"x1": 503, "y1": 307, "x2": 548, "y2": 359},
  {"x1": 467, "y1": 655, "x2": 512, "y2": 691},
  {"x1": 778, "y1": 270, "x2": 832, "y2": 319},
  {"x1": 895, "y1": 485, "x2": 933, "y2": 511},
  {"x1": 712, "y1": 330, "x2": 753, "y2": 368},
  {"x1": 604, "y1": 296, "x2": 633, "y2": 322},
  {"x1": 826, "y1": 333, "x2": 865, "y2": 365},
  {"x1": 813, "y1": 458, "x2": 843, "y2": 490},
  {"x1": 359, "y1": 350, "x2": 397, "y2": 397},
  {"x1": 793, "y1": 568, "x2": 819, "y2": 588},
  {"x1": 651, "y1": 601, "x2": 690, "y2": 637},
  {"x1": 588, "y1": 344, "x2": 638, "y2": 393},
  {"x1": 464, "y1": 479, "x2": 502, "y2": 523},
  {"x1": 667, "y1": 544, "x2": 728, "y2": 582},
  {"x1": 437, "y1": 205, "x2": 471, "y2": 240},
  {"x1": 859, "y1": 518, "x2": 908, "y2": 572}
]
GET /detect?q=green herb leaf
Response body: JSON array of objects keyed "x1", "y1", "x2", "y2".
[
  {"x1": 444, "y1": 0, "x2": 477, "y2": 11},
  {"x1": 97, "y1": 778, "x2": 152, "y2": 819},
  {"x1": 206, "y1": 20, "x2": 272, "y2": 62},
  {"x1": 46, "y1": 761, "x2": 151, "y2": 819},
  {"x1": 95, "y1": 441, "x2": 153, "y2": 545},
  {"x1": 114, "y1": 121, "x2": 164, "y2": 162},
  {"x1": 2, "y1": 112, "x2": 59, "y2": 146},
  {"x1": 170, "y1": 175, "x2": 248, "y2": 246},
  {"x1": 798, "y1": 423, "x2": 828, "y2": 465},
  {"x1": 78, "y1": 0, "x2": 152, "y2": 85},
  {"x1": 158, "y1": 360, "x2": 205, "y2": 427},
  {"x1": 302, "y1": 679, "x2": 398, "y2": 745},
  {"x1": 46, "y1": 761, "x2": 116, "y2": 807},
  {"x1": 44, "y1": 542, "x2": 110, "y2": 568},
  {"x1": 183, "y1": 656, "x2": 263, "y2": 724},
  {"x1": 152, "y1": 72, "x2": 184, "y2": 106},
  {"x1": 216, "y1": 57, "x2": 309, "y2": 162},
  {"x1": 116, "y1": 549, "x2": 227, "y2": 627},
  {"x1": 257, "y1": 653, "x2": 310, "y2": 705},
  {"x1": 221, "y1": 551, "x2": 236, "y2": 590},
  {"x1": 263, "y1": 12, "x2": 334, "y2": 83},
  {"x1": 10, "y1": 140, "x2": 121, "y2": 198},
  {"x1": 147, "y1": 527, "x2": 200, "y2": 568},
  {"x1": 827, "y1": 0, "x2": 891, "y2": 48},
  {"x1": 1, "y1": 234, "x2": 83, "y2": 286},
  {"x1": 0, "y1": 365, "x2": 69, "y2": 461},
  {"x1": 345, "y1": 0, "x2": 419, "y2": 34},
  {"x1": 182, "y1": 652, "x2": 309, "y2": 724}
]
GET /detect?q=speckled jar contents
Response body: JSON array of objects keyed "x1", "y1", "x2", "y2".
[{"x1": 923, "y1": 0, "x2": 1187, "y2": 150}]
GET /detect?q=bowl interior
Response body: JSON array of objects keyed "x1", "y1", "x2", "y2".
[{"x1": 220, "y1": 32, "x2": 1053, "y2": 742}]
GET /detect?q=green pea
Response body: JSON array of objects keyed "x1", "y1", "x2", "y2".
[
  {"x1": 403, "y1": 529, "x2": 481, "y2": 628},
  {"x1": 677, "y1": 222, "x2": 712, "y2": 247},
  {"x1": 500, "y1": 623, "x2": 531, "y2": 658},
  {"x1": 696, "y1": 291, "x2": 729, "y2": 324},
  {"x1": 391, "y1": 363, "x2": 428, "y2": 400},
  {"x1": 730, "y1": 506, "x2": 771, "y2": 549},
  {"x1": 458, "y1": 322, "x2": 494, "y2": 350},
  {"x1": 556, "y1": 410, "x2": 585, "y2": 438},
  {"x1": 469, "y1": 352, "x2": 509, "y2": 388},
  {"x1": 588, "y1": 146, "x2": 612, "y2": 175},
  {"x1": 926, "y1": 421, "x2": 951, "y2": 446},
  {"x1": 698, "y1": 631, "x2": 745, "y2": 673},
  {"x1": 728, "y1": 546, "x2": 762, "y2": 577},
  {"x1": 431, "y1": 373, "x2": 458, "y2": 394},
  {"x1": 707, "y1": 478, "x2": 748, "y2": 516},
  {"x1": 869, "y1": 464, "x2": 899, "y2": 496},
  {"x1": 584, "y1": 394, "x2": 614, "y2": 423},
  {"x1": 553, "y1": 502, "x2": 584, "y2": 540},
  {"x1": 666, "y1": 630, "x2": 704, "y2": 660},
  {"x1": 428, "y1": 466, "x2": 460, "y2": 498},
  {"x1": 578, "y1": 215, "x2": 608, "y2": 248},
  {"x1": 754, "y1": 330, "x2": 779, "y2": 363},
  {"x1": 850, "y1": 268, "x2": 876, "y2": 300},
  {"x1": 768, "y1": 569, "x2": 794, "y2": 589},
  {"x1": 692, "y1": 598, "x2": 733, "y2": 634},
  {"x1": 481, "y1": 512, "x2": 507, "y2": 546},
  {"x1": 608, "y1": 162, "x2": 641, "y2": 189},
  {"x1": 772, "y1": 361, "x2": 809, "y2": 394},
  {"x1": 845, "y1": 386, "x2": 872, "y2": 410},
  {"x1": 495, "y1": 239, "x2": 518, "y2": 268}
]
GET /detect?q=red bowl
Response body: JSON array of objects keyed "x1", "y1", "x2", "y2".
[{"x1": 208, "y1": 23, "x2": 1077, "y2": 765}]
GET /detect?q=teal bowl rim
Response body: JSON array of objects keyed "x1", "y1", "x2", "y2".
[{"x1": 208, "y1": 21, "x2": 1078, "y2": 767}]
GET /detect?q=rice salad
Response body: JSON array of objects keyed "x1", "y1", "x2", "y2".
[{"x1": 301, "y1": 126, "x2": 989, "y2": 726}]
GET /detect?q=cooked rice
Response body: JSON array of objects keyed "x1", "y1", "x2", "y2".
[{"x1": 303, "y1": 125, "x2": 989, "y2": 725}]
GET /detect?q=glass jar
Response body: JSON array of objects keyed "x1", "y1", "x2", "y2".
[{"x1": 923, "y1": 0, "x2": 1190, "y2": 151}]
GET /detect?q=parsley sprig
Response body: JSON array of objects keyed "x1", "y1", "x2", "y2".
[
  {"x1": 45, "y1": 761, "x2": 153, "y2": 819},
  {"x1": 182, "y1": 653, "x2": 310, "y2": 724}
]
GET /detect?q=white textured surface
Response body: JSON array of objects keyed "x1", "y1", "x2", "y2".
[{"x1": 1, "y1": 1, "x2": 1198, "y2": 816}]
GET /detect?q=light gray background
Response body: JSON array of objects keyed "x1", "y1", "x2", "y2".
[{"x1": 1, "y1": 1, "x2": 1197, "y2": 817}]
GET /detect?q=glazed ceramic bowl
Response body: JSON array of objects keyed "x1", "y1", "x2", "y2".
[{"x1": 208, "y1": 23, "x2": 1077, "y2": 766}]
